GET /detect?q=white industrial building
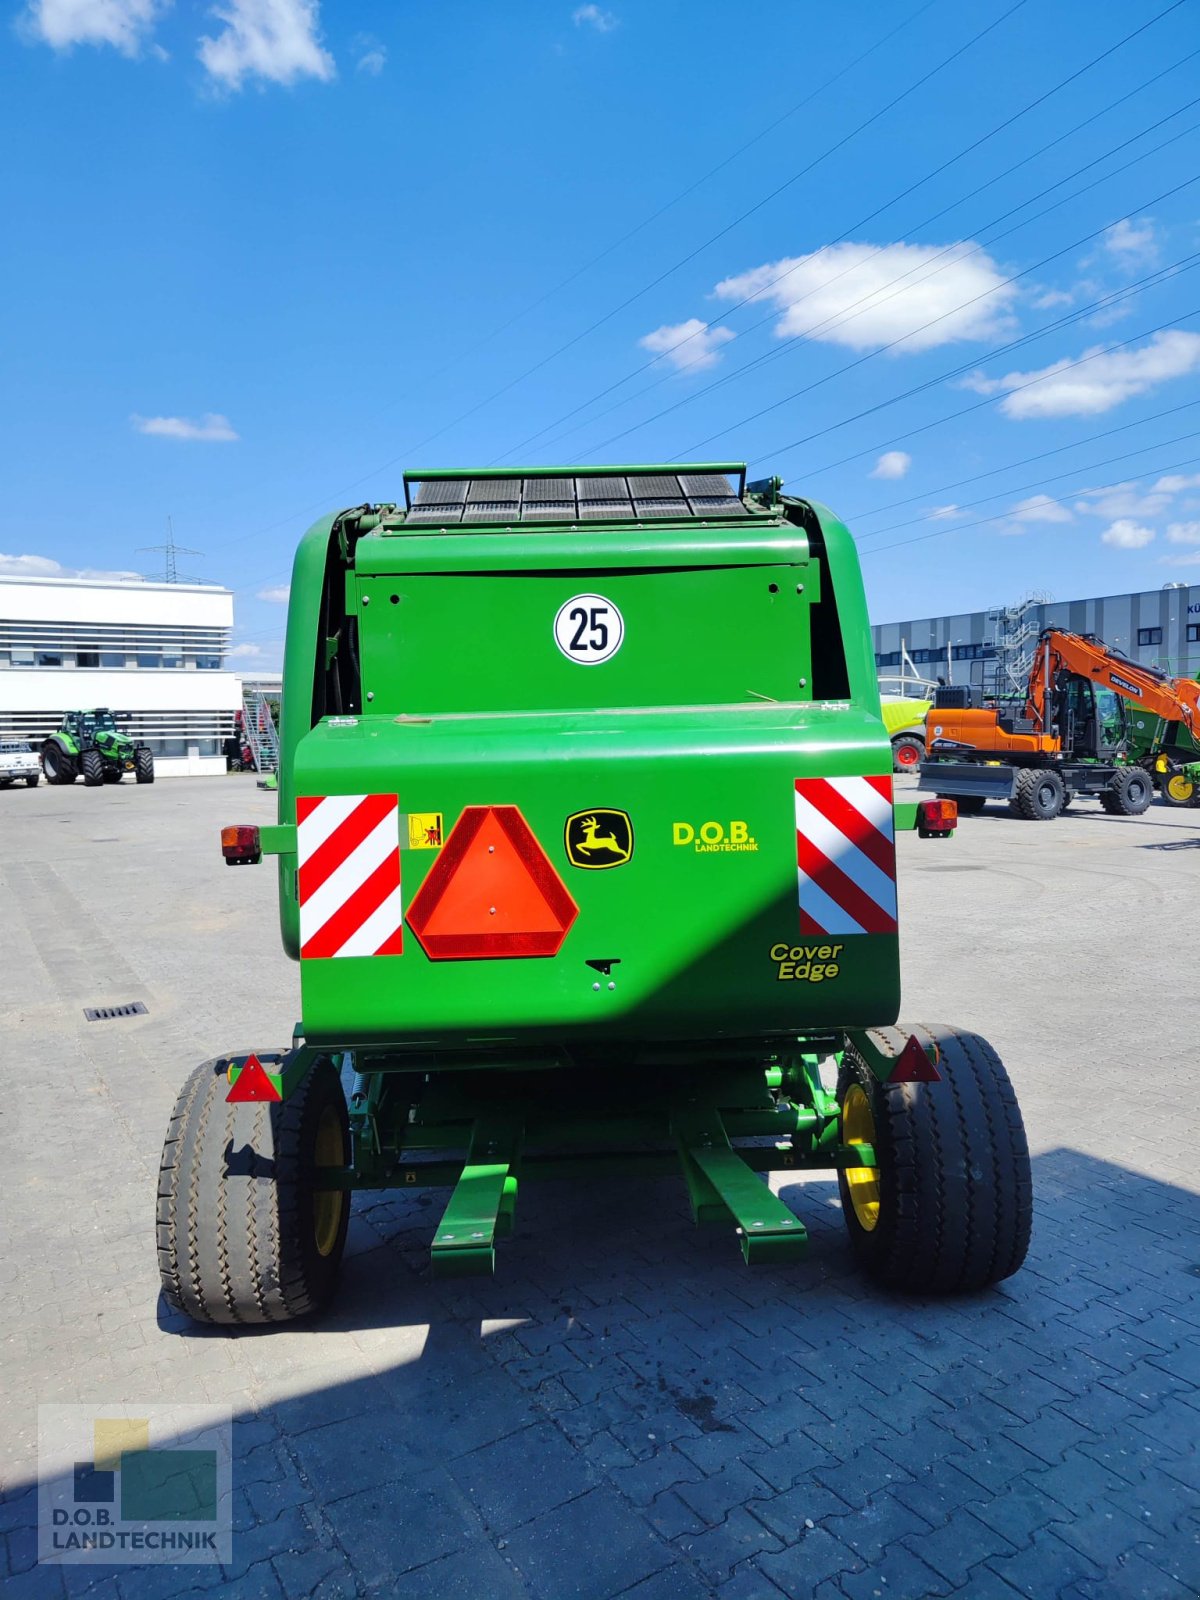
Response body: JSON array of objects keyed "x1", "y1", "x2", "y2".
[{"x1": 0, "y1": 574, "x2": 241, "y2": 777}]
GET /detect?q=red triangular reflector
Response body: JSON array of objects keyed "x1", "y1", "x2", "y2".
[
  {"x1": 226, "y1": 1053, "x2": 281, "y2": 1103},
  {"x1": 407, "y1": 805, "x2": 578, "y2": 960},
  {"x1": 887, "y1": 1034, "x2": 941, "y2": 1084}
]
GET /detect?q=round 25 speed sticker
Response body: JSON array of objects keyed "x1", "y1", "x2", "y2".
[{"x1": 553, "y1": 594, "x2": 624, "y2": 665}]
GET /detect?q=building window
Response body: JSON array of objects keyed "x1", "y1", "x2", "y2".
[
  {"x1": 1187, "y1": 624, "x2": 1200, "y2": 643},
  {"x1": 1137, "y1": 627, "x2": 1163, "y2": 646},
  {"x1": 77, "y1": 651, "x2": 100, "y2": 668},
  {"x1": 100, "y1": 651, "x2": 126, "y2": 668},
  {"x1": 35, "y1": 651, "x2": 64, "y2": 667},
  {"x1": 951, "y1": 643, "x2": 996, "y2": 661},
  {"x1": 194, "y1": 655, "x2": 221, "y2": 670},
  {"x1": 161, "y1": 652, "x2": 183, "y2": 669},
  {"x1": 875, "y1": 651, "x2": 901, "y2": 668},
  {"x1": 136, "y1": 651, "x2": 161, "y2": 668}
]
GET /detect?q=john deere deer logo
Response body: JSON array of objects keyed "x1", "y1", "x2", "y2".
[{"x1": 565, "y1": 809, "x2": 634, "y2": 870}]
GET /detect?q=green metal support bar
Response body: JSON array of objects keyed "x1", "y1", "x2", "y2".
[
  {"x1": 431, "y1": 1115, "x2": 524, "y2": 1278},
  {"x1": 672, "y1": 1104, "x2": 808, "y2": 1265}
]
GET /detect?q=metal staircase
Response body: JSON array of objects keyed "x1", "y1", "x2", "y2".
[{"x1": 241, "y1": 688, "x2": 280, "y2": 773}]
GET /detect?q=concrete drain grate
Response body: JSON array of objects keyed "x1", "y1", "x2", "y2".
[{"x1": 84, "y1": 1002, "x2": 148, "y2": 1022}]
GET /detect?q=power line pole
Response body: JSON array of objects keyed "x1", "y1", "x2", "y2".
[{"x1": 138, "y1": 518, "x2": 203, "y2": 583}]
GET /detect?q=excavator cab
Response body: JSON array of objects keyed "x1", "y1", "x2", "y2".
[{"x1": 1055, "y1": 675, "x2": 1127, "y2": 760}]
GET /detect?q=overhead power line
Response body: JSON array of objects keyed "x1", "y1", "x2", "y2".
[
  {"x1": 861, "y1": 446, "x2": 1200, "y2": 557},
  {"x1": 845, "y1": 393, "x2": 1200, "y2": 525},
  {"x1": 496, "y1": 10, "x2": 1197, "y2": 463},
  {"x1": 572, "y1": 105, "x2": 1200, "y2": 462}
]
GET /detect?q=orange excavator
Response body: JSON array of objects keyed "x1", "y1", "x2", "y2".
[{"x1": 919, "y1": 629, "x2": 1200, "y2": 820}]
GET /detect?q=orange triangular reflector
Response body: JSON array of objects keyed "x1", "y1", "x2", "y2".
[
  {"x1": 888, "y1": 1034, "x2": 941, "y2": 1084},
  {"x1": 407, "y1": 805, "x2": 578, "y2": 960},
  {"x1": 226, "y1": 1053, "x2": 281, "y2": 1103}
]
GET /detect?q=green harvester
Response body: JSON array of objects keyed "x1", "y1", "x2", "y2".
[
  {"x1": 42, "y1": 709, "x2": 154, "y2": 786},
  {"x1": 158, "y1": 466, "x2": 1031, "y2": 1325}
]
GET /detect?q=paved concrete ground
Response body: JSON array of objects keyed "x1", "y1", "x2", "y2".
[{"x1": 1, "y1": 775, "x2": 1198, "y2": 1599}]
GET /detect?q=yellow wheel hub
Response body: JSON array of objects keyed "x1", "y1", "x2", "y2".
[
  {"x1": 312, "y1": 1105, "x2": 346, "y2": 1258},
  {"x1": 1166, "y1": 773, "x2": 1195, "y2": 804},
  {"x1": 842, "y1": 1083, "x2": 881, "y2": 1232}
]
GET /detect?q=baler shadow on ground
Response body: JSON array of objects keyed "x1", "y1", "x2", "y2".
[{"x1": 7, "y1": 1149, "x2": 1199, "y2": 1600}]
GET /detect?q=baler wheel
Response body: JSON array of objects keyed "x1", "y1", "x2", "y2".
[
  {"x1": 837, "y1": 1025, "x2": 1031, "y2": 1293},
  {"x1": 157, "y1": 1055, "x2": 350, "y2": 1324},
  {"x1": 1161, "y1": 772, "x2": 1196, "y2": 807}
]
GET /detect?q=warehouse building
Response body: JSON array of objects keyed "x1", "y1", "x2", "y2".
[
  {"x1": 0, "y1": 573, "x2": 240, "y2": 777},
  {"x1": 873, "y1": 582, "x2": 1200, "y2": 688}
]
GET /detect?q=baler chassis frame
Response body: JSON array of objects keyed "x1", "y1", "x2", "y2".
[{"x1": 222, "y1": 1036, "x2": 893, "y2": 1279}]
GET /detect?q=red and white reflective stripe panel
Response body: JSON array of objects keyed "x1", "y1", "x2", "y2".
[
  {"x1": 297, "y1": 794, "x2": 404, "y2": 959},
  {"x1": 794, "y1": 776, "x2": 898, "y2": 937}
]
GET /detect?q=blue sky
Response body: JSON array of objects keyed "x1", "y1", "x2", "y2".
[{"x1": 5, "y1": 0, "x2": 1200, "y2": 667}]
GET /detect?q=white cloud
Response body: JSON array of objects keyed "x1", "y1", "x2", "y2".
[
  {"x1": 713, "y1": 241, "x2": 1017, "y2": 354},
  {"x1": 1009, "y1": 493, "x2": 1073, "y2": 525},
  {"x1": 638, "y1": 318, "x2": 735, "y2": 372},
  {"x1": 257, "y1": 584, "x2": 290, "y2": 602},
  {"x1": 1099, "y1": 218, "x2": 1159, "y2": 271},
  {"x1": 1031, "y1": 287, "x2": 1075, "y2": 310},
  {"x1": 198, "y1": 0, "x2": 334, "y2": 90},
  {"x1": 1160, "y1": 551, "x2": 1200, "y2": 567},
  {"x1": 226, "y1": 642, "x2": 263, "y2": 658},
  {"x1": 965, "y1": 331, "x2": 1200, "y2": 420},
  {"x1": 352, "y1": 31, "x2": 384, "y2": 74},
  {"x1": 1166, "y1": 521, "x2": 1200, "y2": 545},
  {"x1": 573, "y1": 4, "x2": 617, "y2": 31},
  {"x1": 20, "y1": 0, "x2": 166, "y2": 56},
  {"x1": 0, "y1": 552, "x2": 143, "y2": 580},
  {"x1": 1100, "y1": 519, "x2": 1155, "y2": 549},
  {"x1": 927, "y1": 504, "x2": 963, "y2": 521},
  {"x1": 1075, "y1": 473, "x2": 1200, "y2": 523},
  {"x1": 870, "y1": 451, "x2": 911, "y2": 481},
  {"x1": 131, "y1": 412, "x2": 239, "y2": 441}
]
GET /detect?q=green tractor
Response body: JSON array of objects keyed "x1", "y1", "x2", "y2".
[
  {"x1": 42, "y1": 709, "x2": 154, "y2": 787},
  {"x1": 158, "y1": 465, "x2": 1031, "y2": 1324}
]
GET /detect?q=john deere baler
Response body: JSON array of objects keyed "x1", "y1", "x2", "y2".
[{"x1": 158, "y1": 466, "x2": 1031, "y2": 1324}]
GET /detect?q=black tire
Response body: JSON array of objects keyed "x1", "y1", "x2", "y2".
[
  {"x1": 81, "y1": 749, "x2": 104, "y2": 787},
  {"x1": 838, "y1": 1025, "x2": 1032, "y2": 1293},
  {"x1": 1011, "y1": 767, "x2": 1065, "y2": 820},
  {"x1": 1100, "y1": 768, "x2": 1153, "y2": 816},
  {"x1": 41, "y1": 741, "x2": 77, "y2": 785},
  {"x1": 1160, "y1": 770, "x2": 1198, "y2": 808},
  {"x1": 951, "y1": 794, "x2": 987, "y2": 816},
  {"x1": 157, "y1": 1055, "x2": 350, "y2": 1325},
  {"x1": 892, "y1": 736, "x2": 924, "y2": 774},
  {"x1": 135, "y1": 748, "x2": 155, "y2": 784},
  {"x1": 1060, "y1": 789, "x2": 1074, "y2": 811},
  {"x1": 26, "y1": 773, "x2": 39, "y2": 788}
]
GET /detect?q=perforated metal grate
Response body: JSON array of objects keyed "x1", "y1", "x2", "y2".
[
  {"x1": 403, "y1": 466, "x2": 750, "y2": 527},
  {"x1": 84, "y1": 1002, "x2": 148, "y2": 1022}
]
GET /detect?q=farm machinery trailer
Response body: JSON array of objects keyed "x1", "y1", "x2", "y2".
[
  {"x1": 920, "y1": 629, "x2": 1200, "y2": 819},
  {"x1": 157, "y1": 465, "x2": 1031, "y2": 1324}
]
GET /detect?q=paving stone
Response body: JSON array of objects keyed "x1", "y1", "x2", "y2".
[
  {"x1": 375, "y1": 1540, "x2": 526, "y2": 1598},
  {"x1": 899, "y1": 1508, "x2": 1017, "y2": 1588},
  {"x1": 673, "y1": 1507, "x2": 782, "y2": 1584},
  {"x1": 753, "y1": 1527, "x2": 861, "y2": 1595},
  {"x1": 450, "y1": 1421, "x2": 598, "y2": 1534},
  {"x1": 320, "y1": 1471, "x2": 480, "y2": 1586},
  {"x1": 676, "y1": 1464, "x2": 776, "y2": 1529},
  {"x1": 835, "y1": 1546, "x2": 952, "y2": 1600},
  {"x1": 620, "y1": 1563, "x2": 717, "y2": 1599},
  {"x1": 986, "y1": 1527, "x2": 1105, "y2": 1596},
  {"x1": 501, "y1": 1487, "x2": 672, "y2": 1600}
]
